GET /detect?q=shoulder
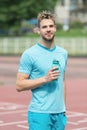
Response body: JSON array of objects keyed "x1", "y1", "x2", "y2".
[
  {"x1": 20, "y1": 44, "x2": 40, "y2": 63},
  {"x1": 22, "y1": 44, "x2": 38, "y2": 56},
  {"x1": 56, "y1": 45, "x2": 68, "y2": 55},
  {"x1": 56, "y1": 45, "x2": 68, "y2": 61}
]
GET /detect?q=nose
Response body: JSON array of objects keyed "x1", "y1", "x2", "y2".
[{"x1": 47, "y1": 26, "x2": 51, "y2": 31}]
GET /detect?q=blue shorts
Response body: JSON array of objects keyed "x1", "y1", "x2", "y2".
[{"x1": 28, "y1": 111, "x2": 67, "y2": 130}]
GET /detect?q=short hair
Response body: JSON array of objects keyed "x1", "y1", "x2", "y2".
[{"x1": 37, "y1": 10, "x2": 55, "y2": 27}]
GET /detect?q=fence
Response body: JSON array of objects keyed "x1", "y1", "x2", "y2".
[{"x1": 0, "y1": 37, "x2": 87, "y2": 56}]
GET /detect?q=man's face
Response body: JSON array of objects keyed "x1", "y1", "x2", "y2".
[{"x1": 39, "y1": 19, "x2": 56, "y2": 42}]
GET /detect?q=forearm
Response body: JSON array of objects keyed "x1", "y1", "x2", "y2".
[
  {"x1": 16, "y1": 67, "x2": 59, "y2": 92},
  {"x1": 64, "y1": 82, "x2": 66, "y2": 104},
  {"x1": 63, "y1": 74, "x2": 66, "y2": 105},
  {"x1": 16, "y1": 77, "x2": 46, "y2": 92}
]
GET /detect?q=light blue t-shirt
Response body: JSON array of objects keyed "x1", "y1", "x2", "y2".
[{"x1": 18, "y1": 43, "x2": 68, "y2": 113}]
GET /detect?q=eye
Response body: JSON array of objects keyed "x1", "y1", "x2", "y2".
[
  {"x1": 49, "y1": 25, "x2": 54, "y2": 28},
  {"x1": 42, "y1": 26, "x2": 47, "y2": 29}
]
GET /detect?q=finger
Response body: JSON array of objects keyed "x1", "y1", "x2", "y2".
[
  {"x1": 53, "y1": 76, "x2": 58, "y2": 80},
  {"x1": 52, "y1": 70, "x2": 60, "y2": 73},
  {"x1": 52, "y1": 67, "x2": 59, "y2": 71}
]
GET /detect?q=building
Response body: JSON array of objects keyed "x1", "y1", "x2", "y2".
[{"x1": 55, "y1": 0, "x2": 87, "y2": 24}]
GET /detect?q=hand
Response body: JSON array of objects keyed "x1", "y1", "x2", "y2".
[{"x1": 44, "y1": 67, "x2": 60, "y2": 83}]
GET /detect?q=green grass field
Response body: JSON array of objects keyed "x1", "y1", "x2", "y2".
[{"x1": 21, "y1": 28, "x2": 87, "y2": 38}]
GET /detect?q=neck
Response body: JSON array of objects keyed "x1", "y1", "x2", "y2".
[{"x1": 40, "y1": 39, "x2": 54, "y2": 49}]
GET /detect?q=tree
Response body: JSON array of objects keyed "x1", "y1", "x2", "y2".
[{"x1": 0, "y1": 0, "x2": 58, "y2": 31}]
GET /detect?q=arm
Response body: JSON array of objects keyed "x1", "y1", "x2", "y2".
[
  {"x1": 64, "y1": 52, "x2": 68, "y2": 107},
  {"x1": 16, "y1": 72, "x2": 46, "y2": 92},
  {"x1": 63, "y1": 73, "x2": 67, "y2": 105},
  {"x1": 16, "y1": 67, "x2": 59, "y2": 92}
]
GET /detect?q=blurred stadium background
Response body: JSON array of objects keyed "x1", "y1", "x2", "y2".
[
  {"x1": 0, "y1": 0, "x2": 87, "y2": 56},
  {"x1": 0, "y1": 37, "x2": 87, "y2": 56},
  {"x1": 0, "y1": 1, "x2": 87, "y2": 130}
]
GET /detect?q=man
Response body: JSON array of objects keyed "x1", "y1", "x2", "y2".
[{"x1": 16, "y1": 10, "x2": 68, "y2": 130}]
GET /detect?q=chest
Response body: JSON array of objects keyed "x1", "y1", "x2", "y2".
[{"x1": 31, "y1": 52, "x2": 66, "y2": 76}]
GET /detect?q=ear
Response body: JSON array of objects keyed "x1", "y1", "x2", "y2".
[
  {"x1": 33, "y1": 27, "x2": 40, "y2": 34},
  {"x1": 54, "y1": 25, "x2": 57, "y2": 32},
  {"x1": 37, "y1": 27, "x2": 40, "y2": 34}
]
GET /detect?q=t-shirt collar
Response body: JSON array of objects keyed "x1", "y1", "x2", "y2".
[{"x1": 37, "y1": 43, "x2": 56, "y2": 51}]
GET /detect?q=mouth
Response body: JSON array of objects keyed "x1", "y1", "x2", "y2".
[
  {"x1": 43, "y1": 34, "x2": 54, "y2": 41},
  {"x1": 45, "y1": 33, "x2": 52, "y2": 37}
]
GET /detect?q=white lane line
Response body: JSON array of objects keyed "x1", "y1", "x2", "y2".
[
  {"x1": 67, "y1": 111, "x2": 87, "y2": 116},
  {"x1": 68, "y1": 121, "x2": 78, "y2": 125},
  {"x1": 0, "y1": 110, "x2": 27, "y2": 115},
  {"x1": 78, "y1": 118, "x2": 87, "y2": 123},
  {"x1": 0, "y1": 121, "x2": 4, "y2": 123},
  {"x1": 71, "y1": 127, "x2": 87, "y2": 130},
  {"x1": 67, "y1": 113, "x2": 87, "y2": 118},
  {"x1": 0, "y1": 102, "x2": 27, "y2": 110},
  {"x1": 17, "y1": 125, "x2": 28, "y2": 129},
  {"x1": 0, "y1": 120, "x2": 27, "y2": 126}
]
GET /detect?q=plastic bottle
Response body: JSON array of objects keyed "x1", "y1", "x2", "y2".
[
  {"x1": 52, "y1": 59, "x2": 60, "y2": 70},
  {"x1": 52, "y1": 59, "x2": 60, "y2": 80}
]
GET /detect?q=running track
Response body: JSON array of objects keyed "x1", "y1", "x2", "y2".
[{"x1": 0, "y1": 56, "x2": 87, "y2": 130}]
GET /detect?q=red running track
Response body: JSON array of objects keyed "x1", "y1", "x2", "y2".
[{"x1": 0, "y1": 56, "x2": 87, "y2": 130}]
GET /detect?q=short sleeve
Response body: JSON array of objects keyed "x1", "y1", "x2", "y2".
[
  {"x1": 18, "y1": 51, "x2": 33, "y2": 75},
  {"x1": 64, "y1": 51, "x2": 68, "y2": 71}
]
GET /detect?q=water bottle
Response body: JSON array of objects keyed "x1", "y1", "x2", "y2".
[
  {"x1": 52, "y1": 59, "x2": 60, "y2": 80},
  {"x1": 52, "y1": 59, "x2": 60, "y2": 70}
]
